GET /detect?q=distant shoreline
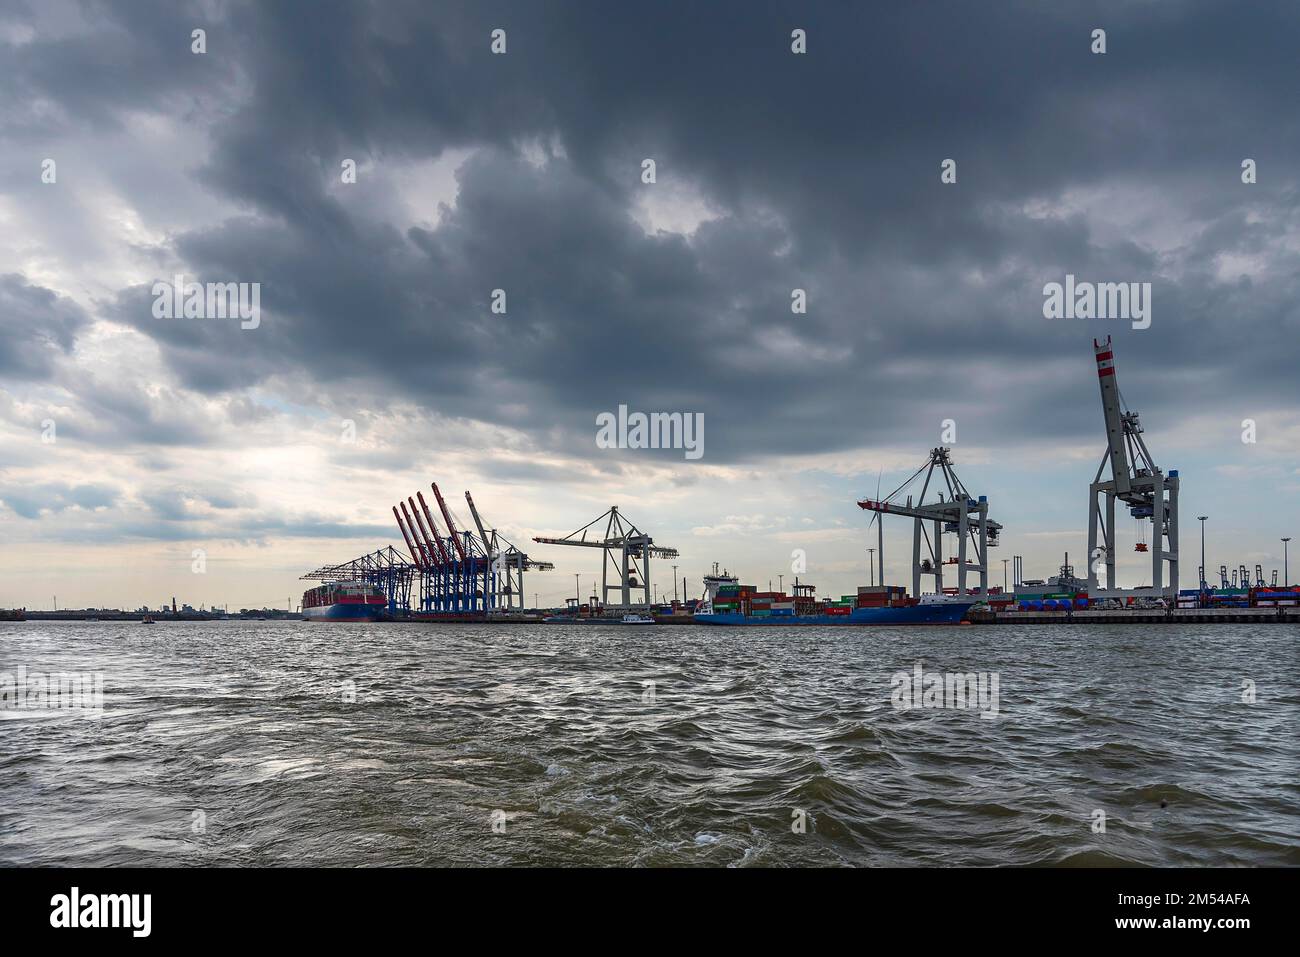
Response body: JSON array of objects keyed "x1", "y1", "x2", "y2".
[{"x1": 11, "y1": 611, "x2": 304, "y2": 622}]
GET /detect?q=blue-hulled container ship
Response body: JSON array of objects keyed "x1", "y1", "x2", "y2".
[
  {"x1": 302, "y1": 581, "x2": 387, "y2": 621},
  {"x1": 692, "y1": 576, "x2": 975, "y2": 626}
]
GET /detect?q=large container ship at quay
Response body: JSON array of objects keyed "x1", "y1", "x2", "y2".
[
  {"x1": 692, "y1": 572, "x2": 976, "y2": 626},
  {"x1": 301, "y1": 581, "x2": 388, "y2": 621}
]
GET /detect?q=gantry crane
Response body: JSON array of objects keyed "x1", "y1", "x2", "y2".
[
  {"x1": 464, "y1": 490, "x2": 553, "y2": 610},
  {"x1": 391, "y1": 483, "x2": 552, "y2": 613},
  {"x1": 533, "y1": 506, "x2": 678, "y2": 610},
  {"x1": 1086, "y1": 337, "x2": 1180, "y2": 599},
  {"x1": 396, "y1": 495, "x2": 450, "y2": 610},
  {"x1": 858, "y1": 447, "x2": 1001, "y2": 598},
  {"x1": 416, "y1": 491, "x2": 456, "y2": 609},
  {"x1": 301, "y1": 545, "x2": 415, "y2": 615}
]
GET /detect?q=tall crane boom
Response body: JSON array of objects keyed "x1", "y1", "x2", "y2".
[
  {"x1": 1094, "y1": 338, "x2": 1132, "y2": 495},
  {"x1": 464, "y1": 491, "x2": 494, "y2": 556},
  {"x1": 417, "y1": 492, "x2": 451, "y2": 565},
  {"x1": 431, "y1": 483, "x2": 468, "y2": 561},
  {"x1": 406, "y1": 496, "x2": 440, "y2": 569},
  {"x1": 393, "y1": 505, "x2": 423, "y2": 568},
  {"x1": 399, "y1": 501, "x2": 430, "y2": 568}
]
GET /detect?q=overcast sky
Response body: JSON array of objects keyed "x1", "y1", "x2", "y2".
[{"x1": 1, "y1": 0, "x2": 1297, "y2": 609}]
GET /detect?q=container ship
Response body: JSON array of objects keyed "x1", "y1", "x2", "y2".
[
  {"x1": 693, "y1": 580, "x2": 975, "y2": 625},
  {"x1": 1012, "y1": 555, "x2": 1090, "y2": 611},
  {"x1": 301, "y1": 581, "x2": 387, "y2": 621}
]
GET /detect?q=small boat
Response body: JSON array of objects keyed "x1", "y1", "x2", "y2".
[
  {"x1": 618, "y1": 613, "x2": 655, "y2": 625},
  {"x1": 141, "y1": 615, "x2": 155, "y2": 624}
]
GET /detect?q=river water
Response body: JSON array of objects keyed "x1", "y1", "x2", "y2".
[{"x1": 1, "y1": 620, "x2": 1296, "y2": 867}]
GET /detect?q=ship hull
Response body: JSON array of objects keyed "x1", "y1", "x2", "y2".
[
  {"x1": 694, "y1": 602, "x2": 974, "y2": 626},
  {"x1": 303, "y1": 602, "x2": 386, "y2": 622}
]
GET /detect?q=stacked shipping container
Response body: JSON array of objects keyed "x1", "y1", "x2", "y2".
[
  {"x1": 856, "y1": 585, "x2": 910, "y2": 609},
  {"x1": 1177, "y1": 586, "x2": 1300, "y2": 608},
  {"x1": 706, "y1": 580, "x2": 966, "y2": 619}
]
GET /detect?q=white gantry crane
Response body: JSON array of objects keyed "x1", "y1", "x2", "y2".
[
  {"x1": 857, "y1": 447, "x2": 1001, "y2": 598},
  {"x1": 1086, "y1": 336, "x2": 1180, "y2": 600},
  {"x1": 533, "y1": 506, "x2": 678, "y2": 610},
  {"x1": 464, "y1": 490, "x2": 554, "y2": 610}
]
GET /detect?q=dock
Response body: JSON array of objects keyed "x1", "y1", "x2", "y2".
[{"x1": 969, "y1": 607, "x2": 1299, "y2": 625}]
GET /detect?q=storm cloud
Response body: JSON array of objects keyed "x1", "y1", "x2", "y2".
[
  {"x1": 0, "y1": 0, "x2": 1296, "y2": 603},
  {"x1": 7, "y1": 1, "x2": 1299, "y2": 452}
]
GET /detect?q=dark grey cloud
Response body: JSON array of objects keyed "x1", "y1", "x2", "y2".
[
  {"x1": 4, "y1": 0, "x2": 1299, "y2": 464},
  {"x1": 0, "y1": 274, "x2": 89, "y2": 380},
  {"x1": 0, "y1": 0, "x2": 239, "y2": 137}
]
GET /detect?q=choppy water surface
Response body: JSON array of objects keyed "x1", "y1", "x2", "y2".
[{"x1": 1, "y1": 620, "x2": 1296, "y2": 867}]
